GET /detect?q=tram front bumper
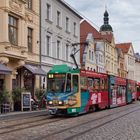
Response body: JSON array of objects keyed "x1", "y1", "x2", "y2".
[
  {"x1": 47, "y1": 106, "x2": 67, "y2": 115},
  {"x1": 47, "y1": 107, "x2": 58, "y2": 115}
]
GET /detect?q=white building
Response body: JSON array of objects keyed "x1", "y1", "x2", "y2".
[
  {"x1": 41, "y1": 0, "x2": 82, "y2": 88},
  {"x1": 84, "y1": 33, "x2": 96, "y2": 71},
  {"x1": 95, "y1": 42, "x2": 106, "y2": 73},
  {"x1": 134, "y1": 53, "x2": 140, "y2": 82}
]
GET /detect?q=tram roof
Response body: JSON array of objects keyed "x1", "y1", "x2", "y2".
[{"x1": 48, "y1": 64, "x2": 79, "y2": 74}]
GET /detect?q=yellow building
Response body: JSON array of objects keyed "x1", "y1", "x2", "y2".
[
  {"x1": 0, "y1": 0, "x2": 45, "y2": 101},
  {"x1": 100, "y1": 10, "x2": 118, "y2": 76},
  {"x1": 116, "y1": 43, "x2": 135, "y2": 80},
  {"x1": 116, "y1": 46, "x2": 127, "y2": 78}
]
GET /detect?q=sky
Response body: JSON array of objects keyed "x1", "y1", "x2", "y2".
[{"x1": 64, "y1": 0, "x2": 140, "y2": 53}]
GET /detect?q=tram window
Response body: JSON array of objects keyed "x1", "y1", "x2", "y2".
[
  {"x1": 87, "y1": 78, "x2": 93, "y2": 92},
  {"x1": 72, "y1": 75, "x2": 79, "y2": 92},
  {"x1": 117, "y1": 86, "x2": 119, "y2": 96},
  {"x1": 80, "y1": 76, "x2": 88, "y2": 90},
  {"x1": 93, "y1": 78, "x2": 100, "y2": 91},
  {"x1": 137, "y1": 86, "x2": 140, "y2": 92},
  {"x1": 111, "y1": 84, "x2": 117, "y2": 98},
  {"x1": 122, "y1": 86, "x2": 126, "y2": 95},
  {"x1": 117, "y1": 86, "x2": 123, "y2": 96},
  {"x1": 66, "y1": 74, "x2": 71, "y2": 92},
  {"x1": 128, "y1": 84, "x2": 131, "y2": 91},
  {"x1": 117, "y1": 86, "x2": 120, "y2": 96},
  {"x1": 88, "y1": 78, "x2": 93, "y2": 86},
  {"x1": 104, "y1": 79, "x2": 108, "y2": 91},
  {"x1": 100, "y1": 79, "x2": 104, "y2": 90}
]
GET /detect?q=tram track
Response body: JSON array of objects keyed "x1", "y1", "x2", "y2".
[
  {"x1": 0, "y1": 115, "x2": 68, "y2": 135},
  {"x1": 0, "y1": 114, "x2": 46, "y2": 124},
  {"x1": 34, "y1": 103, "x2": 140, "y2": 140},
  {"x1": 0, "y1": 102, "x2": 139, "y2": 139},
  {"x1": 65, "y1": 107, "x2": 140, "y2": 140}
]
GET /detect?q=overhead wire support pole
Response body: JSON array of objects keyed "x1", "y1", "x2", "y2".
[{"x1": 70, "y1": 42, "x2": 88, "y2": 69}]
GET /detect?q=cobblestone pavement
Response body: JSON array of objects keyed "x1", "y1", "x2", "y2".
[{"x1": 0, "y1": 102, "x2": 140, "y2": 140}]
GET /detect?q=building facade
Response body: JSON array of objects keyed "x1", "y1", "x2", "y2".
[
  {"x1": 80, "y1": 20, "x2": 105, "y2": 72},
  {"x1": 0, "y1": 0, "x2": 44, "y2": 99},
  {"x1": 116, "y1": 47, "x2": 127, "y2": 78},
  {"x1": 84, "y1": 33, "x2": 96, "y2": 71},
  {"x1": 41, "y1": 0, "x2": 82, "y2": 88},
  {"x1": 95, "y1": 41, "x2": 105, "y2": 73},
  {"x1": 116, "y1": 43, "x2": 135, "y2": 80}
]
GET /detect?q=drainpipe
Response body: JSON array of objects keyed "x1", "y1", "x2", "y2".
[{"x1": 39, "y1": 0, "x2": 42, "y2": 88}]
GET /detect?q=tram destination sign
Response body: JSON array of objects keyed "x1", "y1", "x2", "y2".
[{"x1": 21, "y1": 92, "x2": 31, "y2": 111}]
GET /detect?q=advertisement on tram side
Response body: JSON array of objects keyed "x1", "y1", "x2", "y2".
[{"x1": 109, "y1": 75, "x2": 126, "y2": 108}]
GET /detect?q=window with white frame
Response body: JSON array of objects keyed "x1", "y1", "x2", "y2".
[
  {"x1": 66, "y1": 17, "x2": 69, "y2": 32},
  {"x1": 92, "y1": 51, "x2": 93, "y2": 61},
  {"x1": 57, "y1": 11, "x2": 61, "y2": 27},
  {"x1": 73, "y1": 22, "x2": 76, "y2": 36},
  {"x1": 46, "y1": 35, "x2": 51, "y2": 56},
  {"x1": 89, "y1": 50, "x2": 91, "y2": 60},
  {"x1": 57, "y1": 40, "x2": 60, "y2": 59},
  {"x1": 99, "y1": 54, "x2": 101, "y2": 62},
  {"x1": 66, "y1": 44, "x2": 69, "y2": 61},
  {"x1": 46, "y1": 3, "x2": 51, "y2": 20}
]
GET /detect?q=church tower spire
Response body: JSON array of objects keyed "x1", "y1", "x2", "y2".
[{"x1": 100, "y1": 9, "x2": 113, "y2": 32}]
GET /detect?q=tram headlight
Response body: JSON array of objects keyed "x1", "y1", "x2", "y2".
[
  {"x1": 48, "y1": 101, "x2": 53, "y2": 105},
  {"x1": 58, "y1": 101, "x2": 63, "y2": 105}
]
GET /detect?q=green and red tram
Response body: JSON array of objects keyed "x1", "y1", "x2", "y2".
[{"x1": 45, "y1": 64, "x2": 137, "y2": 116}]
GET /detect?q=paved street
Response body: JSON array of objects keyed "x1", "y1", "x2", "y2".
[{"x1": 0, "y1": 102, "x2": 140, "y2": 140}]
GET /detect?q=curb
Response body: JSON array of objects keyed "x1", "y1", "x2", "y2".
[{"x1": 0, "y1": 109, "x2": 48, "y2": 120}]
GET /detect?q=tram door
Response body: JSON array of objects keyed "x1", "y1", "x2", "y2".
[
  {"x1": 72, "y1": 74, "x2": 81, "y2": 108},
  {"x1": 108, "y1": 75, "x2": 117, "y2": 108},
  {"x1": 110, "y1": 84, "x2": 117, "y2": 107},
  {"x1": 126, "y1": 80, "x2": 132, "y2": 103}
]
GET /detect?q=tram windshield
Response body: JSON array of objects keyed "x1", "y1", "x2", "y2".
[{"x1": 47, "y1": 74, "x2": 66, "y2": 93}]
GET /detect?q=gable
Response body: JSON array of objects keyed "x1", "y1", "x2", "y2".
[{"x1": 128, "y1": 44, "x2": 135, "y2": 56}]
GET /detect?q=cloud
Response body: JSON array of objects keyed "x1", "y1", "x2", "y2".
[{"x1": 64, "y1": 0, "x2": 140, "y2": 52}]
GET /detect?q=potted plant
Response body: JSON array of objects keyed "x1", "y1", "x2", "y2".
[
  {"x1": 0, "y1": 87, "x2": 11, "y2": 113},
  {"x1": 12, "y1": 88, "x2": 24, "y2": 111}
]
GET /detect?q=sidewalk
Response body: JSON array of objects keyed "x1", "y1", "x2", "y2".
[{"x1": 0, "y1": 108, "x2": 48, "y2": 120}]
